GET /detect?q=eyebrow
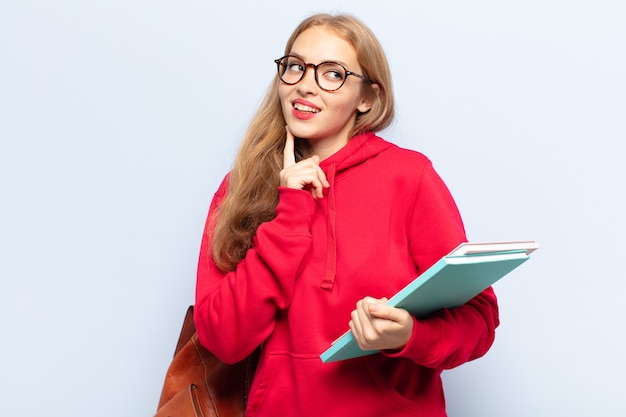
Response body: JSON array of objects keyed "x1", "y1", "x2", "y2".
[{"x1": 288, "y1": 51, "x2": 350, "y2": 67}]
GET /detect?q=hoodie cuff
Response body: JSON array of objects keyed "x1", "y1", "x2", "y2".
[
  {"x1": 274, "y1": 187, "x2": 316, "y2": 233},
  {"x1": 382, "y1": 316, "x2": 442, "y2": 367}
]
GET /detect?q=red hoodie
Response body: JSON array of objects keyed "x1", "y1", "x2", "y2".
[{"x1": 195, "y1": 132, "x2": 499, "y2": 417}]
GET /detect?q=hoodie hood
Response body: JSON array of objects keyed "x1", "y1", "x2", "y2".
[
  {"x1": 318, "y1": 131, "x2": 393, "y2": 175},
  {"x1": 317, "y1": 132, "x2": 394, "y2": 290}
]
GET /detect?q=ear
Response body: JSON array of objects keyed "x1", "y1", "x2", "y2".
[{"x1": 357, "y1": 83, "x2": 380, "y2": 113}]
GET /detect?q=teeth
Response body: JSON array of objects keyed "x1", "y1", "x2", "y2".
[{"x1": 294, "y1": 103, "x2": 318, "y2": 113}]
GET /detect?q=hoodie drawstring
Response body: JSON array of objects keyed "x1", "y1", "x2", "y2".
[{"x1": 321, "y1": 162, "x2": 337, "y2": 290}]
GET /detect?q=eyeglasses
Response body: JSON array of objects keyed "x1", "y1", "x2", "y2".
[{"x1": 274, "y1": 55, "x2": 369, "y2": 92}]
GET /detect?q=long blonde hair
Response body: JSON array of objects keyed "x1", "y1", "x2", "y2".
[{"x1": 211, "y1": 13, "x2": 395, "y2": 272}]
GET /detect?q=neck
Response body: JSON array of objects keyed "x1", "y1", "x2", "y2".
[{"x1": 310, "y1": 137, "x2": 349, "y2": 161}]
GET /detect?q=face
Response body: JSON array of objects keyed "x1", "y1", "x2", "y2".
[{"x1": 278, "y1": 26, "x2": 374, "y2": 152}]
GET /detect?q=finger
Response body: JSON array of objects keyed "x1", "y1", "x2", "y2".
[
  {"x1": 355, "y1": 300, "x2": 382, "y2": 347},
  {"x1": 311, "y1": 186, "x2": 322, "y2": 200},
  {"x1": 306, "y1": 156, "x2": 328, "y2": 199},
  {"x1": 359, "y1": 297, "x2": 387, "y2": 328},
  {"x1": 352, "y1": 301, "x2": 369, "y2": 329},
  {"x1": 316, "y1": 167, "x2": 330, "y2": 189},
  {"x1": 349, "y1": 309, "x2": 360, "y2": 336},
  {"x1": 355, "y1": 299, "x2": 374, "y2": 330},
  {"x1": 311, "y1": 178, "x2": 324, "y2": 199},
  {"x1": 367, "y1": 303, "x2": 393, "y2": 319},
  {"x1": 309, "y1": 156, "x2": 330, "y2": 189},
  {"x1": 349, "y1": 309, "x2": 365, "y2": 346},
  {"x1": 283, "y1": 126, "x2": 296, "y2": 169},
  {"x1": 365, "y1": 296, "x2": 393, "y2": 320},
  {"x1": 368, "y1": 303, "x2": 410, "y2": 326}
]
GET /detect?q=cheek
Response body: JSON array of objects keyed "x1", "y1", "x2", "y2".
[
  {"x1": 331, "y1": 95, "x2": 362, "y2": 117},
  {"x1": 278, "y1": 84, "x2": 290, "y2": 103},
  {"x1": 278, "y1": 86, "x2": 293, "y2": 114}
]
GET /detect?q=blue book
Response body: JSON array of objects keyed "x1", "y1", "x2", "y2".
[{"x1": 319, "y1": 241, "x2": 538, "y2": 363}]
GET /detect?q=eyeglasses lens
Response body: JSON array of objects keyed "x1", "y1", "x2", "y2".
[{"x1": 277, "y1": 57, "x2": 347, "y2": 91}]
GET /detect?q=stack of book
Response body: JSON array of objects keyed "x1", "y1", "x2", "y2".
[{"x1": 320, "y1": 240, "x2": 539, "y2": 363}]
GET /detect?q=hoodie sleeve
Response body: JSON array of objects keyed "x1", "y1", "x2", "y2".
[
  {"x1": 194, "y1": 175, "x2": 315, "y2": 364},
  {"x1": 384, "y1": 162, "x2": 500, "y2": 369}
]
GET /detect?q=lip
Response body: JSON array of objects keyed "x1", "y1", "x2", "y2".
[{"x1": 292, "y1": 99, "x2": 320, "y2": 120}]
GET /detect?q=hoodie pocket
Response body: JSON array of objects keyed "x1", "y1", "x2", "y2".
[
  {"x1": 246, "y1": 352, "x2": 424, "y2": 417},
  {"x1": 360, "y1": 355, "x2": 445, "y2": 415},
  {"x1": 244, "y1": 353, "x2": 285, "y2": 417}
]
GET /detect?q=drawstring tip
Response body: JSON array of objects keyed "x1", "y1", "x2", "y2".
[{"x1": 320, "y1": 280, "x2": 334, "y2": 290}]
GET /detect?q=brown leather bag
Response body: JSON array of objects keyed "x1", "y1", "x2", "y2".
[{"x1": 154, "y1": 306, "x2": 259, "y2": 417}]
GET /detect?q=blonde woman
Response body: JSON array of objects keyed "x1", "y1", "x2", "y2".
[{"x1": 194, "y1": 13, "x2": 499, "y2": 417}]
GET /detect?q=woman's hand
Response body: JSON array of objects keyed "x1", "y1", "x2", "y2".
[
  {"x1": 349, "y1": 296, "x2": 414, "y2": 352},
  {"x1": 279, "y1": 126, "x2": 329, "y2": 199}
]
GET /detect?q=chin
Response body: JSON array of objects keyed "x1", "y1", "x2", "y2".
[{"x1": 286, "y1": 124, "x2": 315, "y2": 140}]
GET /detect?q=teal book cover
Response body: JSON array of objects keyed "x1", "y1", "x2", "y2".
[{"x1": 320, "y1": 243, "x2": 537, "y2": 363}]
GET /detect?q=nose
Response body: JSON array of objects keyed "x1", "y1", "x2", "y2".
[{"x1": 297, "y1": 63, "x2": 319, "y2": 92}]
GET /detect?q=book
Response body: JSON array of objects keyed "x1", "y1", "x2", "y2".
[
  {"x1": 319, "y1": 240, "x2": 538, "y2": 363},
  {"x1": 449, "y1": 240, "x2": 538, "y2": 256}
]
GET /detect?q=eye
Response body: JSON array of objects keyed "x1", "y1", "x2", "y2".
[
  {"x1": 324, "y1": 70, "x2": 344, "y2": 81},
  {"x1": 285, "y1": 59, "x2": 305, "y2": 74},
  {"x1": 320, "y1": 63, "x2": 346, "y2": 82}
]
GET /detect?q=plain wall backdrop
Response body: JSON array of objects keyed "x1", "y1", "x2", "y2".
[{"x1": 1, "y1": 1, "x2": 624, "y2": 416}]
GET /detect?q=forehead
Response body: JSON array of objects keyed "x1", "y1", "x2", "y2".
[{"x1": 289, "y1": 26, "x2": 359, "y2": 67}]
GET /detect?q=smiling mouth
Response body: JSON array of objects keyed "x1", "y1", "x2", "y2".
[{"x1": 293, "y1": 103, "x2": 320, "y2": 113}]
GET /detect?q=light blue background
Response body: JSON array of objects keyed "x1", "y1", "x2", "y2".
[{"x1": 1, "y1": 1, "x2": 624, "y2": 416}]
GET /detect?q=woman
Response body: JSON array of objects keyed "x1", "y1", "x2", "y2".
[{"x1": 194, "y1": 13, "x2": 499, "y2": 417}]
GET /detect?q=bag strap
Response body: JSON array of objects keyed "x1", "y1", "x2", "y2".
[{"x1": 173, "y1": 305, "x2": 197, "y2": 356}]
